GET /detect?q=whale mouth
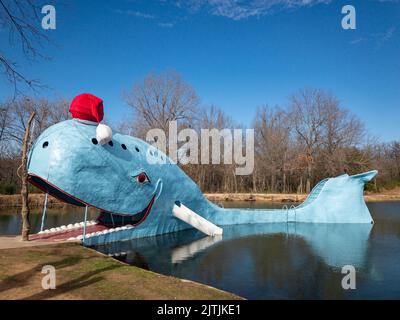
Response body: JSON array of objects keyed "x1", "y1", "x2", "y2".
[{"x1": 27, "y1": 173, "x2": 155, "y2": 241}]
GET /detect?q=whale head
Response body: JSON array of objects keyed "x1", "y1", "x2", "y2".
[{"x1": 27, "y1": 120, "x2": 181, "y2": 228}]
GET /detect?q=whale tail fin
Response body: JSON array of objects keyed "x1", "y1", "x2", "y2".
[
  {"x1": 349, "y1": 170, "x2": 378, "y2": 183},
  {"x1": 295, "y1": 170, "x2": 377, "y2": 223}
]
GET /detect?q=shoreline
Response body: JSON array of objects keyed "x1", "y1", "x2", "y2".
[
  {"x1": 205, "y1": 191, "x2": 400, "y2": 203},
  {"x1": 0, "y1": 241, "x2": 241, "y2": 300},
  {"x1": 1, "y1": 191, "x2": 400, "y2": 209}
]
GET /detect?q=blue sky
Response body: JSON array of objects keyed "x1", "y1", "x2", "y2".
[{"x1": 1, "y1": 0, "x2": 399, "y2": 141}]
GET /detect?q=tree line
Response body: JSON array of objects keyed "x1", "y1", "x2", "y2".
[{"x1": 1, "y1": 71, "x2": 399, "y2": 195}]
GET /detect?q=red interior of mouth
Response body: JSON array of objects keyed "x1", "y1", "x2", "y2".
[
  {"x1": 29, "y1": 224, "x2": 108, "y2": 242},
  {"x1": 28, "y1": 173, "x2": 155, "y2": 242}
]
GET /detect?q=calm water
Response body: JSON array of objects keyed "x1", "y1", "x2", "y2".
[
  {"x1": 1, "y1": 202, "x2": 399, "y2": 299},
  {"x1": 0, "y1": 206, "x2": 98, "y2": 235}
]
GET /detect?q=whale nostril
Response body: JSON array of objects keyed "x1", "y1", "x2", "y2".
[
  {"x1": 42, "y1": 141, "x2": 49, "y2": 148},
  {"x1": 91, "y1": 138, "x2": 98, "y2": 145}
]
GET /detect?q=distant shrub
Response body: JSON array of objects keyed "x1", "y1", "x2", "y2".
[
  {"x1": 0, "y1": 183, "x2": 18, "y2": 195},
  {"x1": 364, "y1": 181, "x2": 378, "y2": 193},
  {"x1": 377, "y1": 179, "x2": 400, "y2": 191}
]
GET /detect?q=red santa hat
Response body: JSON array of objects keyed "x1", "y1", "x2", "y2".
[
  {"x1": 69, "y1": 93, "x2": 112, "y2": 144},
  {"x1": 70, "y1": 93, "x2": 104, "y2": 123}
]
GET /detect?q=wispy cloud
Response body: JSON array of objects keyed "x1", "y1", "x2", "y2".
[
  {"x1": 174, "y1": 0, "x2": 332, "y2": 20},
  {"x1": 116, "y1": 0, "x2": 397, "y2": 26},
  {"x1": 349, "y1": 27, "x2": 396, "y2": 48},
  {"x1": 158, "y1": 22, "x2": 175, "y2": 28},
  {"x1": 349, "y1": 37, "x2": 363, "y2": 45},
  {"x1": 374, "y1": 26, "x2": 396, "y2": 48},
  {"x1": 114, "y1": 8, "x2": 176, "y2": 28},
  {"x1": 115, "y1": 9, "x2": 155, "y2": 19}
]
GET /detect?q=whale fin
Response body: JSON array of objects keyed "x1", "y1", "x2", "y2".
[
  {"x1": 350, "y1": 170, "x2": 378, "y2": 183},
  {"x1": 292, "y1": 170, "x2": 378, "y2": 223},
  {"x1": 173, "y1": 201, "x2": 223, "y2": 236}
]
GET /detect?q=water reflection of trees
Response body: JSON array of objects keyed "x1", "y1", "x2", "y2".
[{"x1": 193, "y1": 234, "x2": 348, "y2": 299}]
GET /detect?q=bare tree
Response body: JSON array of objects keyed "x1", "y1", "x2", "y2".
[
  {"x1": 20, "y1": 111, "x2": 35, "y2": 241},
  {"x1": 123, "y1": 71, "x2": 199, "y2": 138},
  {"x1": 289, "y1": 88, "x2": 332, "y2": 193},
  {"x1": 196, "y1": 105, "x2": 236, "y2": 192},
  {"x1": 0, "y1": 0, "x2": 49, "y2": 93},
  {"x1": 6, "y1": 97, "x2": 69, "y2": 149},
  {"x1": 0, "y1": 101, "x2": 12, "y2": 143},
  {"x1": 320, "y1": 97, "x2": 365, "y2": 176},
  {"x1": 254, "y1": 106, "x2": 291, "y2": 192},
  {"x1": 0, "y1": 97, "x2": 69, "y2": 193}
]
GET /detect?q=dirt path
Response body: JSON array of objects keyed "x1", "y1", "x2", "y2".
[
  {"x1": 0, "y1": 242, "x2": 241, "y2": 300},
  {"x1": 0, "y1": 236, "x2": 77, "y2": 250}
]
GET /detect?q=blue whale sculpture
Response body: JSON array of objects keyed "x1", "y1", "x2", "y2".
[{"x1": 27, "y1": 119, "x2": 377, "y2": 245}]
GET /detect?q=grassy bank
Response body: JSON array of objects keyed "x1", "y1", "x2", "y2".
[
  {"x1": 206, "y1": 189, "x2": 400, "y2": 203},
  {"x1": 1, "y1": 189, "x2": 400, "y2": 209},
  {"x1": 0, "y1": 193, "x2": 66, "y2": 208},
  {"x1": 0, "y1": 242, "x2": 241, "y2": 300}
]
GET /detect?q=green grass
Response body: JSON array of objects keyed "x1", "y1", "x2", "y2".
[{"x1": 0, "y1": 242, "x2": 241, "y2": 300}]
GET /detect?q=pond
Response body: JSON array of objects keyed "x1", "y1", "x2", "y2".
[
  {"x1": 1, "y1": 201, "x2": 399, "y2": 299},
  {"x1": 0, "y1": 206, "x2": 98, "y2": 235}
]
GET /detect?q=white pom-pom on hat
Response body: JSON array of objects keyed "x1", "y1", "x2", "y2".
[{"x1": 96, "y1": 123, "x2": 113, "y2": 145}]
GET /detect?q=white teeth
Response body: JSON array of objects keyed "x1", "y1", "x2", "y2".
[
  {"x1": 79, "y1": 222, "x2": 85, "y2": 226},
  {"x1": 38, "y1": 231, "x2": 43, "y2": 234},
  {"x1": 67, "y1": 224, "x2": 74, "y2": 229},
  {"x1": 50, "y1": 228, "x2": 56, "y2": 232},
  {"x1": 102, "y1": 230, "x2": 109, "y2": 234},
  {"x1": 74, "y1": 223, "x2": 80, "y2": 227},
  {"x1": 60, "y1": 225, "x2": 67, "y2": 229},
  {"x1": 44, "y1": 229, "x2": 50, "y2": 233},
  {"x1": 76, "y1": 235, "x2": 83, "y2": 240},
  {"x1": 67, "y1": 237, "x2": 76, "y2": 241}
]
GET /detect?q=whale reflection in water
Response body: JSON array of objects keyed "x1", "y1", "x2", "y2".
[{"x1": 94, "y1": 222, "x2": 372, "y2": 270}]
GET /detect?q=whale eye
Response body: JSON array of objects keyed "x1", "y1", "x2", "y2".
[
  {"x1": 108, "y1": 141, "x2": 113, "y2": 147},
  {"x1": 42, "y1": 141, "x2": 49, "y2": 148},
  {"x1": 136, "y1": 172, "x2": 149, "y2": 184},
  {"x1": 121, "y1": 144, "x2": 127, "y2": 150}
]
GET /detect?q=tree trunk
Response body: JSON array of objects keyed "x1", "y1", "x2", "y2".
[
  {"x1": 282, "y1": 171, "x2": 286, "y2": 193},
  {"x1": 252, "y1": 171, "x2": 257, "y2": 193},
  {"x1": 20, "y1": 112, "x2": 35, "y2": 241},
  {"x1": 306, "y1": 157, "x2": 312, "y2": 194}
]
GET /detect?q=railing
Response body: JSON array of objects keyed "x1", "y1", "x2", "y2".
[{"x1": 296, "y1": 178, "x2": 329, "y2": 209}]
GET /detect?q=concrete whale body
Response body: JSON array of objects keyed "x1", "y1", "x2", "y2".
[{"x1": 28, "y1": 119, "x2": 376, "y2": 245}]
